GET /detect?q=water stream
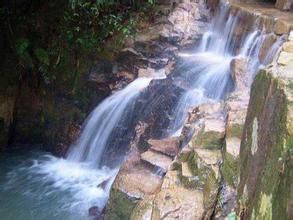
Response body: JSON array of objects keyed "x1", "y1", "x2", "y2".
[{"x1": 0, "y1": 1, "x2": 285, "y2": 219}]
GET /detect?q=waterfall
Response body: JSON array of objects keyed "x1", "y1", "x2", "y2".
[
  {"x1": 0, "y1": 0, "x2": 286, "y2": 218},
  {"x1": 66, "y1": 77, "x2": 154, "y2": 167},
  {"x1": 165, "y1": 1, "x2": 285, "y2": 136}
]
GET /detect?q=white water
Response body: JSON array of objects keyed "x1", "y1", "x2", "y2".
[{"x1": 67, "y1": 77, "x2": 155, "y2": 166}]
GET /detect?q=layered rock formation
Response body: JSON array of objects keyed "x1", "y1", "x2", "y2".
[
  {"x1": 105, "y1": 1, "x2": 292, "y2": 219},
  {"x1": 236, "y1": 31, "x2": 293, "y2": 220}
]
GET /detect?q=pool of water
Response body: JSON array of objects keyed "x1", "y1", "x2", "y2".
[{"x1": 0, "y1": 151, "x2": 117, "y2": 220}]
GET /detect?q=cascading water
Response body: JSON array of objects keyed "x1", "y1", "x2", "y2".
[
  {"x1": 165, "y1": 1, "x2": 285, "y2": 136},
  {"x1": 0, "y1": 77, "x2": 155, "y2": 219},
  {"x1": 66, "y1": 77, "x2": 156, "y2": 167},
  {"x1": 0, "y1": 0, "x2": 286, "y2": 219}
]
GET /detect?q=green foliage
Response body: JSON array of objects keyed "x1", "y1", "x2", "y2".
[
  {"x1": 16, "y1": 38, "x2": 30, "y2": 57},
  {"x1": 63, "y1": 1, "x2": 140, "y2": 54},
  {"x1": 34, "y1": 48, "x2": 50, "y2": 66}
]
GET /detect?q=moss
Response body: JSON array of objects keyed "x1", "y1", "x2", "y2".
[
  {"x1": 193, "y1": 129, "x2": 224, "y2": 149},
  {"x1": 237, "y1": 69, "x2": 291, "y2": 219},
  {"x1": 105, "y1": 188, "x2": 137, "y2": 220},
  {"x1": 222, "y1": 152, "x2": 238, "y2": 188},
  {"x1": 131, "y1": 197, "x2": 154, "y2": 220},
  {"x1": 203, "y1": 171, "x2": 219, "y2": 210},
  {"x1": 178, "y1": 150, "x2": 217, "y2": 189},
  {"x1": 226, "y1": 124, "x2": 243, "y2": 139}
]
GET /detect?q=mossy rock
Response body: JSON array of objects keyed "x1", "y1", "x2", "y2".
[
  {"x1": 105, "y1": 188, "x2": 137, "y2": 220},
  {"x1": 178, "y1": 150, "x2": 217, "y2": 189},
  {"x1": 226, "y1": 124, "x2": 243, "y2": 139},
  {"x1": 203, "y1": 171, "x2": 219, "y2": 218},
  {"x1": 222, "y1": 152, "x2": 239, "y2": 188},
  {"x1": 237, "y1": 69, "x2": 292, "y2": 219},
  {"x1": 193, "y1": 129, "x2": 224, "y2": 149}
]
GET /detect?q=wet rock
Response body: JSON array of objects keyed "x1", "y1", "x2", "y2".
[
  {"x1": 258, "y1": 34, "x2": 277, "y2": 63},
  {"x1": 117, "y1": 48, "x2": 149, "y2": 71},
  {"x1": 54, "y1": 143, "x2": 69, "y2": 157},
  {"x1": 141, "y1": 150, "x2": 173, "y2": 172},
  {"x1": 89, "y1": 206, "x2": 104, "y2": 220},
  {"x1": 138, "y1": 67, "x2": 156, "y2": 78},
  {"x1": 147, "y1": 137, "x2": 180, "y2": 157},
  {"x1": 230, "y1": 57, "x2": 249, "y2": 90},
  {"x1": 116, "y1": 70, "x2": 135, "y2": 81},
  {"x1": 67, "y1": 123, "x2": 81, "y2": 144},
  {"x1": 274, "y1": 19, "x2": 291, "y2": 35}
]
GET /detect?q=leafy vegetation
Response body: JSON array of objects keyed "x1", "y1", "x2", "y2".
[{"x1": 1, "y1": 0, "x2": 156, "y2": 90}]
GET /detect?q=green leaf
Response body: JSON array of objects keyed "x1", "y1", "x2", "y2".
[
  {"x1": 34, "y1": 48, "x2": 50, "y2": 66},
  {"x1": 16, "y1": 38, "x2": 30, "y2": 57}
]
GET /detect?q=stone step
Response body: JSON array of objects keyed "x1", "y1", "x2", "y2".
[
  {"x1": 141, "y1": 150, "x2": 173, "y2": 172},
  {"x1": 114, "y1": 164, "x2": 163, "y2": 199},
  {"x1": 147, "y1": 137, "x2": 180, "y2": 157}
]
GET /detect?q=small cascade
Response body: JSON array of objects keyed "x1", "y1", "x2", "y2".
[
  {"x1": 67, "y1": 77, "x2": 154, "y2": 167},
  {"x1": 165, "y1": 1, "x2": 285, "y2": 136}
]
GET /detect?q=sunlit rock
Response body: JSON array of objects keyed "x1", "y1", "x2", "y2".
[
  {"x1": 141, "y1": 150, "x2": 173, "y2": 172},
  {"x1": 282, "y1": 41, "x2": 293, "y2": 53}
]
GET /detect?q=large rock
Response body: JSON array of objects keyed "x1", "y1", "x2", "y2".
[
  {"x1": 147, "y1": 137, "x2": 180, "y2": 156},
  {"x1": 230, "y1": 57, "x2": 249, "y2": 90},
  {"x1": 131, "y1": 170, "x2": 205, "y2": 220},
  {"x1": 191, "y1": 116, "x2": 226, "y2": 150},
  {"x1": 237, "y1": 69, "x2": 293, "y2": 220},
  {"x1": 111, "y1": 145, "x2": 163, "y2": 200},
  {"x1": 141, "y1": 150, "x2": 173, "y2": 172}
]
